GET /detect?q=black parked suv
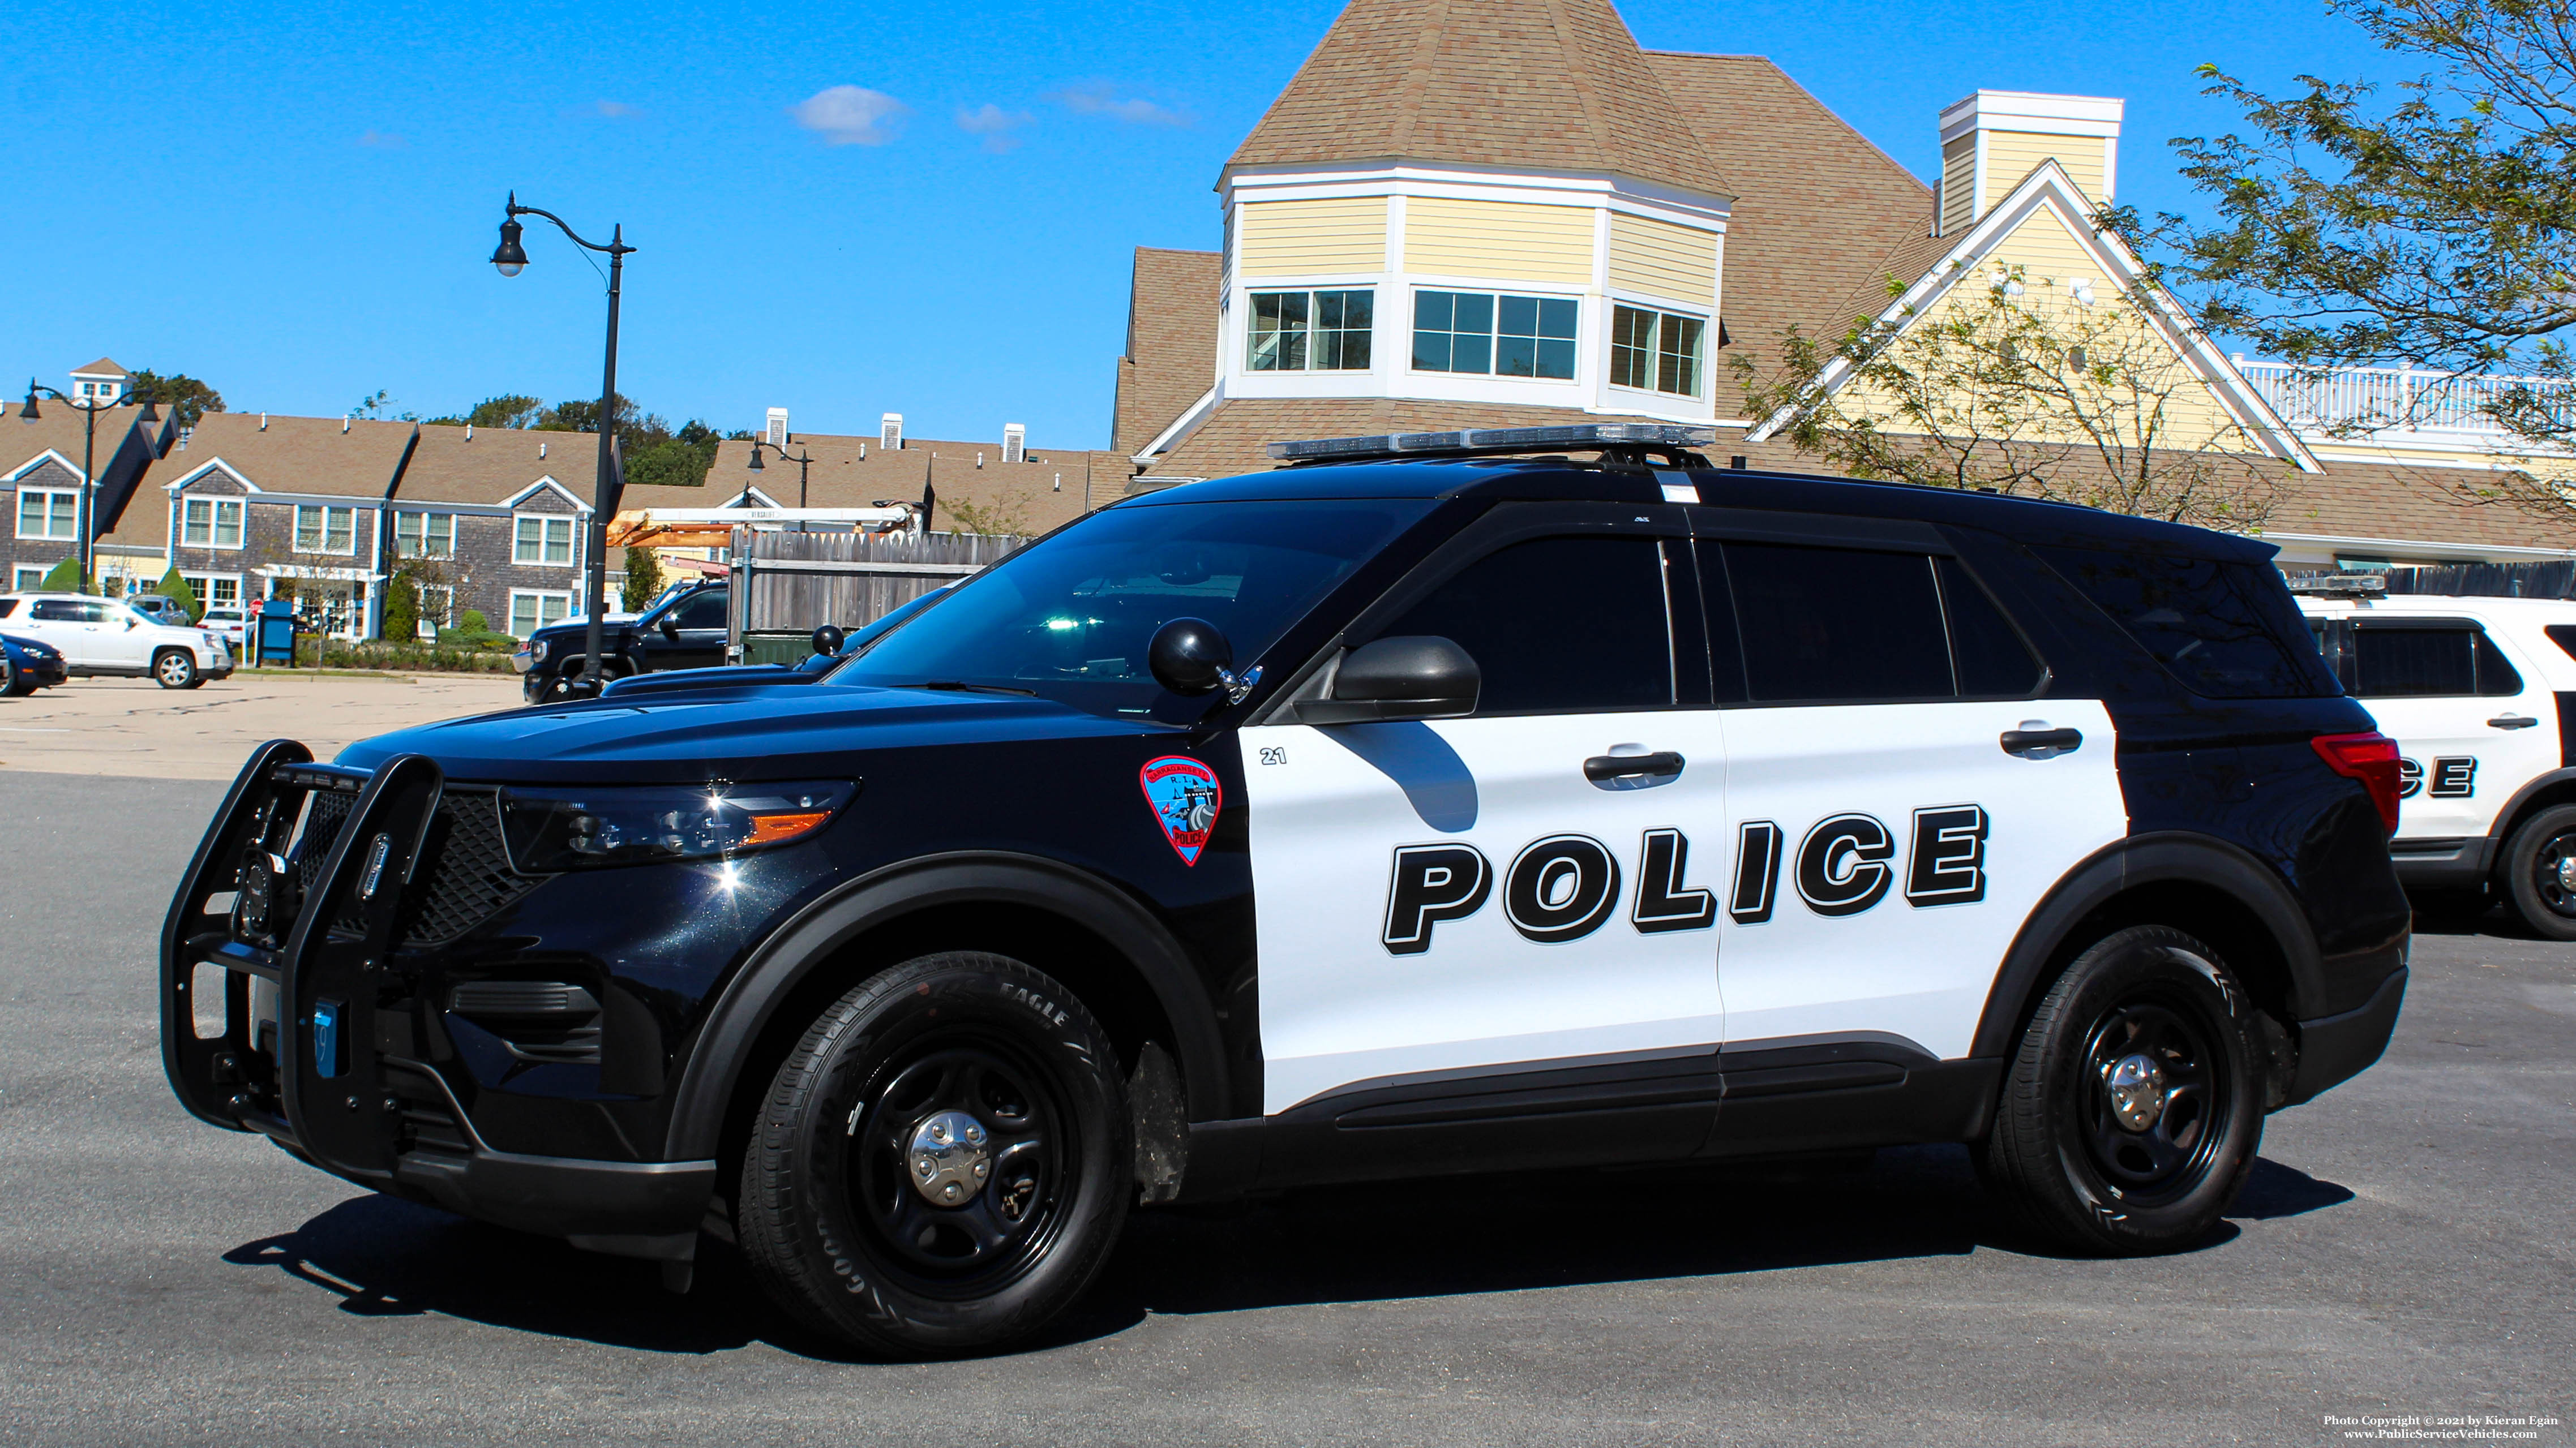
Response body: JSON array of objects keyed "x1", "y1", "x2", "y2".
[
  {"x1": 515, "y1": 579, "x2": 730, "y2": 703},
  {"x1": 162, "y1": 424, "x2": 2410, "y2": 1356}
]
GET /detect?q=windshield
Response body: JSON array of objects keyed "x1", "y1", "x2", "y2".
[{"x1": 831, "y1": 498, "x2": 1435, "y2": 715}]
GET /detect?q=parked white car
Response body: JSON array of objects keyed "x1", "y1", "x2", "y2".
[
  {"x1": 199, "y1": 607, "x2": 248, "y2": 651},
  {"x1": 0, "y1": 592, "x2": 235, "y2": 689},
  {"x1": 2297, "y1": 585, "x2": 2576, "y2": 934}
]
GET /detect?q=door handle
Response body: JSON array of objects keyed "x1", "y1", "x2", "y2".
[
  {"x1": 1585, "y1": 749, "x2": 1685, "y2": 790},
  {"x1": 2000, "y1": 724, "x2": 2084, "y2": 759},
  {"x1": 2488, "y1": 714, "x2": 2539, "y2": 730}
]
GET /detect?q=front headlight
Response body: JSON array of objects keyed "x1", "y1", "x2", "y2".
[
  {"x1": 496, "y1": 780, "x2": 858, "y2": 871},
  {"x1": 529, "y1": 639, "x2": 548, "y2": 665}
]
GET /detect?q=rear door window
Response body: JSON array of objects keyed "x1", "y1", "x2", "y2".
[
  {"x1": 2036, "y1": 544, "x2": 2331, "y2": 698},
  {"x1": 1381, "y1": 536, "x2": 1674, "y2": 714},
  {"x1": 669, "y1": 590, "x2": 729, "y2": 631},
  {"x1": 2351, "y1": 625, "x2": 2522, "y2": 698},
  {"x1": 1712, "y1": 542, "x2": 2042, "y2": 702}
]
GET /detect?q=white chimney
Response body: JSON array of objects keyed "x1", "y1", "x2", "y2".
[
  {"x1": 259, "y1": 412, "x2": 269, "y2": 431},
  {"x1": 881, "y1": 413, "x2": 904, "y2": 450},
  {"x1": 765, "y1": 407, "x2": 789, "y2": 448},
  {"x1": 466, "y1": 423, "x2": 474, "y2": 439},
  {"x1": 1935, "y1": 91, "x2": 2123, "y2": 238},
  {"x1": 1002, "y1": 423, "x2": 1026, "y2": 465}
]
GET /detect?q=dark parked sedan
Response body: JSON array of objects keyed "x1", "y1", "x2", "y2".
[{"x1": 0, "y1": 631, "x2": 68, "y2": 695}]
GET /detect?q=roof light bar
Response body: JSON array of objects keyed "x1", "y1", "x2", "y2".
[
  {"x1": 2284, "y1": 573, "x2": 2388, "y2": 597},
  {"x1": 1266, "y1": 423, "x2": 1718, "y2": 462}
]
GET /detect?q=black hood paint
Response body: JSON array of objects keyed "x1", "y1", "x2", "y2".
[{"x1": 336, "y1": 679, "x2": 1169, "y2": 784}]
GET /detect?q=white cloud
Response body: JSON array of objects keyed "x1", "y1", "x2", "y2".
[
  {"x1": 791, "y1": 85, "x2": 911, "y2": 146},
  {"x1": 955, "y1": 103, "x2": 1033, "y2": 153},
  {"x1": 1050, "y1": 81, "x2": 1190, "y2": 127}
]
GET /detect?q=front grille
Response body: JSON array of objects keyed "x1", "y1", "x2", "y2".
[
  {"x1": 399, "y1": 793, "x2": 543, "y2": 946},
  {"x1": 281, "y1": 783, "x2": 545, "y2": 949}
]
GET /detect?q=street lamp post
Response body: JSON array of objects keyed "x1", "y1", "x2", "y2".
[
  {"x1": 19, "y1": 381, "x2": 158, "y2": 590},
  {"x1": 489, "y1": 191, "x2": 634, "y2": 695},
  {"x1": 745, "y1": 440, "x2": 816, "y2": 512}
]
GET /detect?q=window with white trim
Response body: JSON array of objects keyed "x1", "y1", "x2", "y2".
[
  {"x1": 393, "y1": 510, "x2": 455, "y2": 559},
  {"x1": 182, "y1": 573, "x2": 243, "y2": 611},
  {"x1": 293, "y1": 505, "x2": 360, "y2": 555},
  {"x1": 1610, "y1": 305, "x2": 1707, "y2": 397},
  {"x1": 181, "y1": 497, "x2": 245, "y2": 548},
  {"x1": 1413, "y1": 291, "x2": 1579, "y2": 379},
  {"x1": 1247, "y1": 289, "x2": 1374, "y2": 372},
  {"x1": 12, "y1": 565, "x2": 46, "y2": 590},
  {"x1": 515, "y1": 514, "x2": 576, "y2": 565},
  {"x1": 15, "y1": 489, "x2": 78, "y2": 540},
  {"x1": 509, "y1": 590, "x2": 573, "y2": 637}
]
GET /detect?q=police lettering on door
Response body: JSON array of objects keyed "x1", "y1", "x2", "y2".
[
  {"x1": 2396, "y1": 756, "x2": 2477, "y2": 800},
  {"x1": 1381, "y1": 804, "x2": 1994, "y2": 955}
]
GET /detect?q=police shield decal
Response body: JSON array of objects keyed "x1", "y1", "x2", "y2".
[{"x1": 1139, "y1": 755, "x2": 1223, "y2": 865}]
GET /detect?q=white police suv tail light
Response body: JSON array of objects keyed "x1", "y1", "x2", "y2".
[{"x1": 496, "y1": 780, "x2": 858, "y2": 871}]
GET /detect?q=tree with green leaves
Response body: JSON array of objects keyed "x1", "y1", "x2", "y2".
[
  {"x1": 155, "y1": 567, "x2": 201, "y2": 622},
  {"x1": 2166, "y1": 0, "x2": 2576, "y2": 518},
  {"x1": 125, "y1": 370, "x2": 224, "y2": 428},
  {"x1": 1735, "y1": 264, "x2": 2285, "y2": 529},
  {"x1": 621, "y1": 545, "x2": 666, "y2": 612}
]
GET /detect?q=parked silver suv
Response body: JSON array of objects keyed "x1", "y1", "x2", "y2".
[{"x1": 0, "y1": 593, "x2": 234, "y2": 688}]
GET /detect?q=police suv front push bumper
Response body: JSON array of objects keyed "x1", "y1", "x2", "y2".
[{"x1": 160, "y1": 741, "x2": 714, "y2": 1260}]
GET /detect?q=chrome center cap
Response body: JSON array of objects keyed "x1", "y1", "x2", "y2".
[
  {"x1": 907, "y1": 1110, "x2": 992, "y2": 1206},
  {"x1": 2105, "y1": 1053, "x2": 2168, "y2": 1132},
  {"x1": 2556, "y1": 856, "x2": 2576, "y2": 892}
]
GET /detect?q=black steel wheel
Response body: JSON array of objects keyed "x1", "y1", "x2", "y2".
[
  {"x1": 1978, "y1": 925, "x2": 2262, "y2": 1253},
  {"x1": 2501, "y1": 805, "x2": 2576, "y2": 941},
  {"x1": 736, "y1": 952, "x2": 1130, "y2": 1356}
]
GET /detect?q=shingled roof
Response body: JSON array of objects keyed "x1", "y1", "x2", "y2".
[
  {"x1": 1228, "y1": 0, "x2": 1734, "y2": 200},
  {"x1": 1113, "y1": 247, "x2": 1223, "y2": 458}
]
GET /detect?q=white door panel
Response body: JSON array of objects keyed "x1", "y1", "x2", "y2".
[
  {"x1": 1243, "y1": 711, "x2": 1729, "y2": 1114},
  {"x1": 1714, "y1": 698, "x2": 2125, "y2": 1059}
]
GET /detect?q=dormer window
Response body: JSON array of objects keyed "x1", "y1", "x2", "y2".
[
  {"x1": 1248, "y1": 290, "x2": 1374, "y2": 371},
  {"x1": 1412, "y1": 291, "x2": 1578, "y2": 380},
  {"x1": 1609, "y1": 306, "x2": 1707, "y2": 398}
]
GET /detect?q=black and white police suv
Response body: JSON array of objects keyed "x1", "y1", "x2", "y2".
[
  {"x1": 161, "y1": 424, "x2": 2411, "y2": 1356},
  {"x1": 2295, "y1": 579, "x2": 2576, "y2": 936}
]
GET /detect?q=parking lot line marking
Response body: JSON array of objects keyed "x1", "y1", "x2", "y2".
[{"x1": 0, "y1": 727, "x2": 72, "y2": 733}]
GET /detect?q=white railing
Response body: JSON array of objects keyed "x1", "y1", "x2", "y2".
[{"x1": 2236, "y1": 357, "x2": 2575, "y2": 444}]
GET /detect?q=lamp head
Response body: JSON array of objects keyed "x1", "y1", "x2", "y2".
[
  {"x1": 18, "y1": 380, "x2": 39, "y2": 423},
  {"x1": 746, "y1": 445, "x2": 765, "y2": 472},
  {"x1": 491, "y1": 215, "x2": 529, "y2": 277}
]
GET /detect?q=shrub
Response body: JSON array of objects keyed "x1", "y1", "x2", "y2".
[
  {"x1": 459, "y1": 608, "x2": 488, "y2": 634},
  {"x1": 156, "y1": 568, "x2": 202, "y2": 621},
  {"x1": 382, "y1": 573, "x2": 419, "y2": 642},
  {"x1": 37, "y1": 558, "x2": 86, "y2": 594},
  {"x1": 622, "y1": 545, "x2": 665, "y2": 612}
]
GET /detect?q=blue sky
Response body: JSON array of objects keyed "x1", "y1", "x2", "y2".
[{"x1": 2, "y1": 0, "x2": 2394, "y2": 449}]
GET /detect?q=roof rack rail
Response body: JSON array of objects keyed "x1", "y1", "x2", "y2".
[{"x1": 1266, "y1": 423, "x2": 1718, "y2": 467}]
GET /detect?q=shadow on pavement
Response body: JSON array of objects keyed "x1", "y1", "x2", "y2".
[{"x1": 226, "y1": 1144, "x2": 2351, "y2": 1359}]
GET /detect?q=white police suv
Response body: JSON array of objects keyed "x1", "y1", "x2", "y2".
[{"x1": 2296, "y1": 580, "x2": 2576, "y2": 936}]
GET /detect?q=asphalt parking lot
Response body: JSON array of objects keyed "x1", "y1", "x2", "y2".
[
  {"x1": 2, "y1": 772, "x2": 2568, "y2": 1447},
  {"x1": 0, "y1": 672, "x2": 524, "y2": 780}
]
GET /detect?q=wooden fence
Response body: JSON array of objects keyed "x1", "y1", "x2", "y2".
[{"x1": 726, "y1": 527, "x2": 1026, "y2": 660}]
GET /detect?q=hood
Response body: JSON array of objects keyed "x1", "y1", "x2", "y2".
[{"x1": 335, "y1": 678, "x2": 1162, "y2": 784}]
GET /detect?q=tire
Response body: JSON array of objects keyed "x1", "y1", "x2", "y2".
[
  {"x1": 736, "y1": 952, "x2": 1131, "y2": 1357},
  {"x1": 1978, "y1": 925, "x2": 2263, "y2": 1254},
  {"x1": 0, "y1": 655, "x2": 26, "y2": 697},
  {"x1": 2499, "y1": 805, "x2": 2576, "y2": 941},
  {"x1": 152, "y1": 649, "x2": 198, "y2": 690}
]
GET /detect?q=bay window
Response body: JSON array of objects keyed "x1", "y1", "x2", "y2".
[{"x1": 1413, "y1": 291, "x2": 1578, "y2": 379}]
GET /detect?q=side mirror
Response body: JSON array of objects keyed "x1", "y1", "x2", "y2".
[
  {"x1": 811, "y1": 624, "x2": 845, "y2": 657},
  {"x1": 659, "y1": 615, "x2": 680, "y2": 641},
  {"x1": 1148, "y1": 617, "x2": 1232, "y2": 695},
  {"x1": 1300, "y1": 636, "x2": 1480, "y2": 724}
]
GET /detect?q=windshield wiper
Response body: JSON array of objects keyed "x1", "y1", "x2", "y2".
[{"x1": 907, "y1": 680, "x2": 1038, "y2": 697}]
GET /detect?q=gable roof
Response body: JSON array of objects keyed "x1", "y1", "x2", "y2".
[
  {"x1": 1743, "y1": 158, "x2": 2319, "y2": 471},
  {"x1": 1113, "y1": 247, "x2": 1223, "y2": 458},
  {"x1": 1645, "y1": 52, "x2": 1941, "y2": 386},
  {"x1": 70, "y1": 357, "x2": 127, "y2": 379},
  {"x1": 397, "y1": 423, "x2": 605, "y2": 508},
  {"x1": 149, "y1": 412, "x2": 418, "y2": 499},
  {"x1": 1228, "y1": 0, "x2": 1733, "y2": 199}
]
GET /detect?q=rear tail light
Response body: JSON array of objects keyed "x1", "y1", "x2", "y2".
[{"x1": 2312, "y1": 731, "x2": 2403, "y2": 835}]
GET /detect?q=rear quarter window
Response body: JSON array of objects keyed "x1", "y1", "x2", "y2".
[{"x1": 2038, "y1": 544, "x2": 2335, "y2": 698}]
